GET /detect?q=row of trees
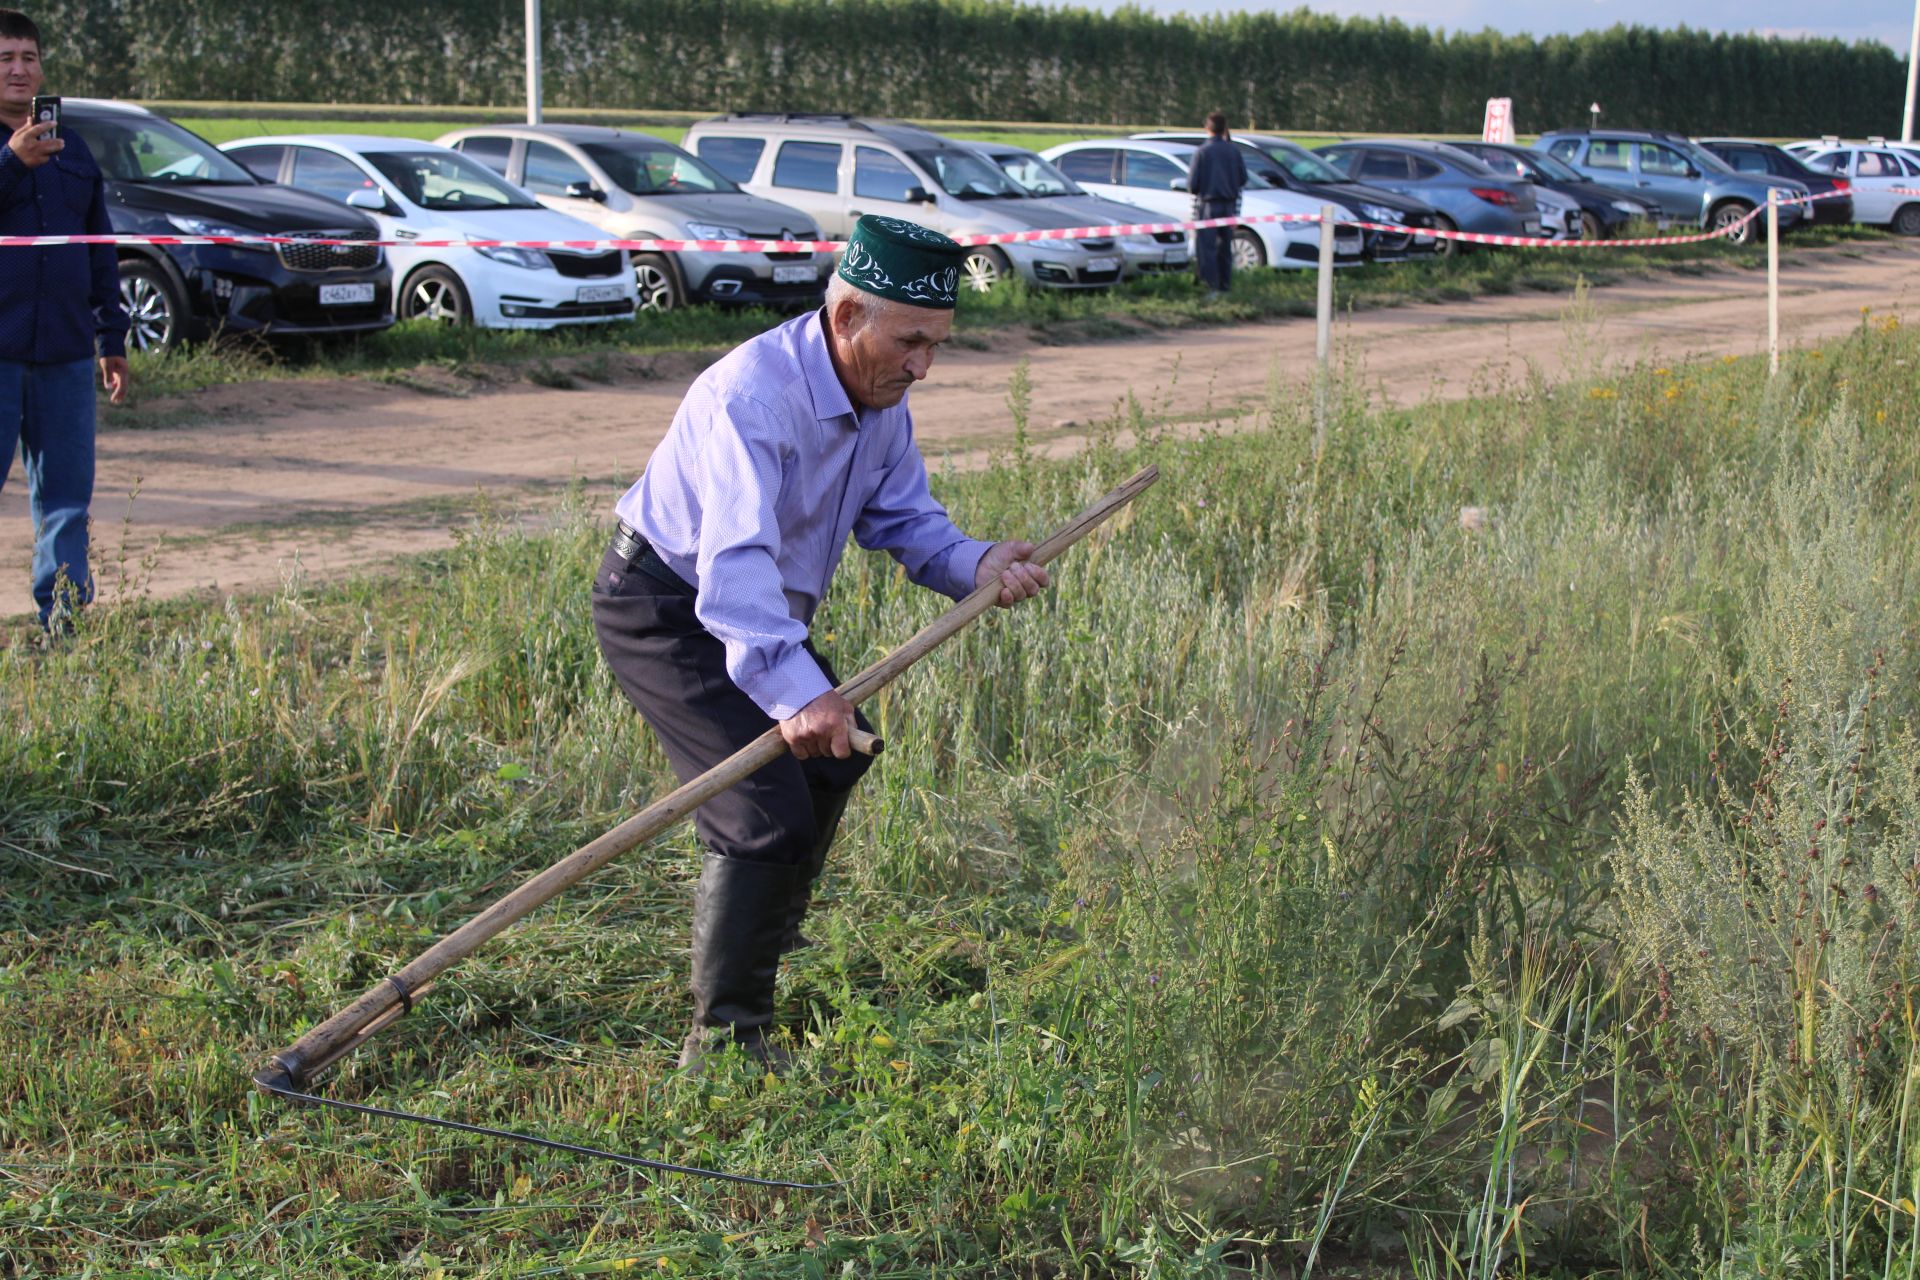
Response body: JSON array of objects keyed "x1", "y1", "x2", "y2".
[{"x1": 37, "y1": 0, "x2": 1912, "y2": 137}]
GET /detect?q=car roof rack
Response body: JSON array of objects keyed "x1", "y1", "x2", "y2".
[
  {"x1": 1542, "y1": 126, "x2": 1690, "y2": 143},
  {"x1": 713, "y1": 112, "x2": 876, "y2": 130}
]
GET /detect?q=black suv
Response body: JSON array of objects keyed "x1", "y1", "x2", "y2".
[{"x1": 63, "y1": 100, "x2": 393, "y2": 350}]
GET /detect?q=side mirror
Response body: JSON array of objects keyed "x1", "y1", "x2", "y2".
[
  {"x1": 564, "y1": 180, "x2": 607, "y2": 202},
  {"x1": 345, "y1": 187, "x2": 389, "y2": 213},
  {"x1": 1684, "y1": 165, "x2": 1700, "y2": 179},
  {"x1": 905, "y1": 185, "x2": 934, "y2": 204},
  {"x1": 1169, "y1": 178, "x2": 1188, "y2": 192}
]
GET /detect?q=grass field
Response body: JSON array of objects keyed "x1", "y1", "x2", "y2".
[{"x1": 5, "y1": 298, "x2": 1920, "y2": 1276}]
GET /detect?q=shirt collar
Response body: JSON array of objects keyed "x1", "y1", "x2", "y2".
[{"x1": 800, "y1": 307, "x2": 859, "y2": 426}]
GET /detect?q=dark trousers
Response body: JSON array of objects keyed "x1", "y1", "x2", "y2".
[
  {"x1": 1194, "y1": 199, "x2": 1238, "y2": 293},
  {"x1": 589, "y1": 539, "x2": 874, "y2": 867},
  {"x1": 0, "y1": 358, "x2": 96, "y2": 624}
]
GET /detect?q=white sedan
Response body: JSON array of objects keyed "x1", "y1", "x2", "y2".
[
  {"x1": 222, "y1": 134, "x2": 638, "y2": 327},
  {"x1": 1039, "y1": 138, "x2": 1363, "y2": 270}
]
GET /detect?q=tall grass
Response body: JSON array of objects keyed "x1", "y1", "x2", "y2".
[{"x1": 4, "y1": 305, "x2": 1920, "y2": 1276}]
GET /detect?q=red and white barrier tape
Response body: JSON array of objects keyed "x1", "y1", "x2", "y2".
[{"x1": 0, "y1": 190, "x2": 1855, "y2": 254}]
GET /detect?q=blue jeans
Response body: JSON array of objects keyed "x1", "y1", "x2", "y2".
[{"x1": 0, "y1": 358, "x2": 97, "y2": 624}]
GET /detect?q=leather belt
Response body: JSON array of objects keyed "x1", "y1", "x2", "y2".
[{"x1": 611, "y1": 521, "x2": 696, "y2": 596}]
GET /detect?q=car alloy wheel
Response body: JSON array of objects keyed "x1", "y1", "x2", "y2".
[
  {"x1": 405, "y1": 271, "x2": 468, "y2": 324},
  {"x1": 1429, "y1": 215, "x2": 1461, "y2": 258},
  {"x1": 118, "y1": 266, "x2": 179, "y2": 351},
  {"x1": 962, "y1": 247, "x2": 1009, "y2": 292},
  {"x1": 1710, "y1": 201, "x2": 1756, "y2": 245},
  {"x1": 1894, "y1": 204, "x2": 1920, "y2": 237},
  {"x1": 633, "y1": 255, "x2": 682, "y2": 312},
  {"x1": 1230, "y1": 229, "x2": 1266, "y2": 271}
]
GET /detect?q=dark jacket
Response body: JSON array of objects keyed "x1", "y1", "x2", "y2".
[
  {"x1": 1187, "y1": 136, "x2": 1248, "y2": 216},
  {"x1": 0, "y1": 128, "x2": 130, "y2": 365}
]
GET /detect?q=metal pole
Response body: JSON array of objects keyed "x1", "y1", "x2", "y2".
[
  {"x1": 1904, "y1": 0, "x2": 1919, "y2": 143},
  {"x1": 1313, "y1": 203, "x2": 1335, "y2": 457},
  {"x1": 525, "y1": 0, "x2": 543, "y2": 125},
  {"x1": 1767, "y1": 189, "x2": 1780, "y2": 378}
]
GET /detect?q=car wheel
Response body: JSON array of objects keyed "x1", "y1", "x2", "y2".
[
  {"x1": 1709, "y1": 200, "x2": 1757, "y2": 245},
  {"x1": 401, "y1": 265, "x2": 471, "y2": 324},
  {"x1": 961, "y1": 246, "x2": 1011, "y2": 292},
  {"x1": 118, "y1": 259, "x2": 184, "y2": 352},
  {"x1": 1230, "y1": 228, "x2": 1267, "y2": 271},
  {"x1": 1429, "y1": 214, "x2": 1462, "y2": 258},
  {"x1": 1579, "y1": 211, "x2": 1603, "y2": 241},
  {"x1": 633, "y1": 254, "x2": 684, "y2": 312},
  {"x1": 1893, "y1": 204, "x2": 1920, "y2": 237}
]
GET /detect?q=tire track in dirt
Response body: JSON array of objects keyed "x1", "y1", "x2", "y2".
[{"x1": 4, "y1": 241, "x2": 1916, "y2": 618}]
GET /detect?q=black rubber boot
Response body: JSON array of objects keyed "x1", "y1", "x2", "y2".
[
  {"x1": 778, "y1": 786, "x2": 851, "y2": 956},
  {"x1": 679, "y1": 852, "x2": 807, "y2": 1074}
]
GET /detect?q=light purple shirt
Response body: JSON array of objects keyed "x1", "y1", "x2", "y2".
[{"x1": 614, "y1": 308, "x2": 990, "y2": 721}]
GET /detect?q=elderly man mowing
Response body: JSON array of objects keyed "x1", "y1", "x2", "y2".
[{"x1": 593, "y1": 216, "x2": 1049, "y2": 1072}]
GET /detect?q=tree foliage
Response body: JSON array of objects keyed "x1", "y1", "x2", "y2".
[{"x1": 37, "y1": 0, "x2": 1911, "y2": 136}]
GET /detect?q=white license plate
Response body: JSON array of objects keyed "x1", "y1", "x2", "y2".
[
  {"x1": 318, "y1": 283, "x2": 375, "y2": 306},
  {"x1": 1162, "y1": 248, "x2": 1189, "y2": 264},
  {"x1": 1086, "y1": 256, "x2": 1120, "y2": 273},
  {"x1": 772, "y1": 264, "x2": 816, "y2": 284},
  {"x1": 575, "y1": 283, "x2": 627, "y2": 304},
  {"x1": 1523, "y1": 219, "x2": 1541, "y2": 235}
]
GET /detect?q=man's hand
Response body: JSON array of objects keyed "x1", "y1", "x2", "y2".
[
  {"x1": 975, "y1": 540, "x2": 1050, "y2": 608},
  {"x1": 99, "y1": 356, "x2": 128, "y2": 405},
  {"x1": 6, "y1": 120, "x2": 62, "y2": 169},
  {"x1": 782, "y1": 689, "x2": 856, "y2": 761}
]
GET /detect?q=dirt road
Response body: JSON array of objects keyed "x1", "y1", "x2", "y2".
[{"x1": 4, "y1": 241, "x2": 1915, "y2": 618}]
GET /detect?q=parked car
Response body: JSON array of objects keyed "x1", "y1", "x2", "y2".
[
  {"x1": 1314, "y1": 140, "x2": 1540, "y2": 255},
  {"x1": 1791, "y1": 144, "x2": 1920, "y2": 235},
  {"x1": 1038, "y1": 138, "x2": 1365, "y2": 271},
  {"x1": 222, "y1": 134, "x2": 637, "y2": 328},
  {"x1": 684, "y1": 114, "x2": 1129, "y2": 292},
  {"x1": 1694, "y1": 139, "x2": 1855, "y2": 226},
  {"x1": 962, "y1": 142, "x2": 1191, "y2": 280},
  {"x1": 1132, "y1": 130, "x2": 1440, "y2": 260},
  {"x1": 1534, "y1": 129, "x2": 1807, "y2": 244},
  {"x1": 60, "y1": 99, "x2": 392, "y2": 351},
  {"x1": 1451, "y1": 141, "x2": 1661, "y2": 238},
  {"x1": 434, "y1": 124, "x2": 831, "y2": 313}
]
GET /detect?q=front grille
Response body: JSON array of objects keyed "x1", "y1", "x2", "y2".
[
  {"x1": 1079, "y1": 238, "x2": 1116, "y2": 252},
  {"x1": 764, "y1": 250, "x2": 811, "y2": 261},
  {"x1": 276, "y1": 230, "x2": 379, "y2": 273},
  {"x1": 549, "y1": 250, "x2": 624, "y2": 279}
]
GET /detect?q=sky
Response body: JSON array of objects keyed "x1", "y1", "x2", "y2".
[{"x1": 1087, "y1": 0, "x2": 1918, "y2": 50}]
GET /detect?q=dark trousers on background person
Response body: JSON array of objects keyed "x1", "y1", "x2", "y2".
[
  {"x1": 0, "y1": 358, "x2": 97, "y2": 625},
  {"x1": 590, "y1": 532, "x2": 874, "y2": 1061},
  {"x1": 1193, "y1": 197, "x2": 1239, "y2": 294}
]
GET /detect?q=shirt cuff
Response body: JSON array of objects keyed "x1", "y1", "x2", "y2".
[
  {"x1": 946, "y1": 538, "x2": 994, "y2": 600},
  {"x1": 755, "y1": 645, "x2": 836, "y2": 722},
  {"x1": 97, "y1": 331, "x2": 127, "y2": 360}
]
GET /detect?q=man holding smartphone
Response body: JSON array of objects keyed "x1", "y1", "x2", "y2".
[{"x1": 0, "y1": 7, "x2": 129, "y2": 630}]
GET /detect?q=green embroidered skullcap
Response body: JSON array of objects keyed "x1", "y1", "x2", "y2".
[{"x1": 836, "y1": 215, "x2": 965, "y2": 309}]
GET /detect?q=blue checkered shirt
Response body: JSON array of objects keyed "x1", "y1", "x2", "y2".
[{"x1": 614, "y1": 308, "x2": 990, "y2": 721}]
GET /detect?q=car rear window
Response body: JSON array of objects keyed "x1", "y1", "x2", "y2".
[
  {"x1": 696, "y1": 136, "x2": 766, "y2": 184},
  {"x1": 772, "y1": 141, "x2": 841, "y2": 193}
]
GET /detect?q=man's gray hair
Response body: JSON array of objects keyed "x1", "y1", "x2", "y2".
[{"x1": 825, "y1": 274, "x2": 909, "y2": 328}]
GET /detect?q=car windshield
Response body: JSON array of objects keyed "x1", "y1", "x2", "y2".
[
  {"x1": 987, "y1": 150, "x2": 1083, "y2": 197},
  {"x1": 906, "y1": 150, "x2": 1024, "y2": 200},
  {"x1": 1528, "y1": 151, "x2": 1587, "y2": 183},
  {"x1": 66, "y1": 114, "x2": 256, "y2": 185},
  {"x1": 1258, "y1": 140, "x2": 1349, "y2": 184},
  {"x1": 581, "y1": 142, "x2": 739, "y2": 195},
  {"x1": 365, "y1": 149, "x2": 541, "y2": 210}
]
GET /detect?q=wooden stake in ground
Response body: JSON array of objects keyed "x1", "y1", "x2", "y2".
[{"x1": 259, "y1": 465, "x2": 1160, "y2": 1090}]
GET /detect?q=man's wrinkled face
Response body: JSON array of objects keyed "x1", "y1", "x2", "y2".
[
  {"x1": 829, "y1": 294, "x2": 952, "y2": 410},
  {"x1": 0, "y1": 37, "x2": 42, "y2": 115}
]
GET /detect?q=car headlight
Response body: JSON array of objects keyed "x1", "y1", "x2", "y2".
[
  {"x1": 467, "y1": 237, "x2": 550, "y2": 270},
  {"x1": 167, "y1": 213, "x2": 259, "y2": 244},
  {"x1": 1359, "y1": 203, "x2": 1404, "y2": 224},
  {"x1": 685, "y1": 222, "x2": 751, "y2": 241}
]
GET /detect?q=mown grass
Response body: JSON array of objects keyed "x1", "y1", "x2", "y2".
[
  {"x1": 118, "y1": 223, "x2": 1895, "y2": 411},
  {"x1": 5, "y1": 302, "x2": 1920, "y2": 1277}
]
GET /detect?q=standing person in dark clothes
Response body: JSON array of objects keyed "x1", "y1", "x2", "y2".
[
  {"x1": 0, "y1": 7, "x2": 130, "y2": 631},
  {"x1": 1188, "y1": 110, "x2": 1249, "y2": 297}
]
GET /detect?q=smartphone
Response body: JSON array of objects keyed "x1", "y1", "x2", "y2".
[{"x1": 30, "y1": 94, "x2": 59, "y2": 140}]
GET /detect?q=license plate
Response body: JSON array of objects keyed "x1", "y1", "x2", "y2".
[
  {"x1": 576, "y1": 283, "x2": 626, "y2": 304},
  {"x1": 1086, "y1": 256, "x2": 1120, "y2": 273},
  {"x1": 772, "y1": 264, "x2": 816, "y2": 284},
  {"x1": 1162, "y1": 248, "x2": 1189, "y2": 264},
  {"x1": 319, "y1": 282, "x2": 375, "y2": 306},
  {"x1": 1523, "y1": 219, "x2": 1541, "y2": 235}
]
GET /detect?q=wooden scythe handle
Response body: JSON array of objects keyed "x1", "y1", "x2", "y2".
[{"x1": 259, "y1": 464, "x2": 1157, "y2": 1089}]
